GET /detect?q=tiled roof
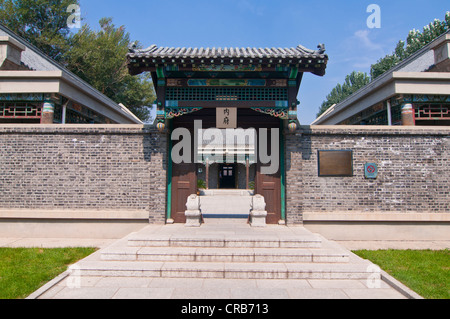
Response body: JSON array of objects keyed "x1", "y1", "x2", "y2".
[{"x1": 128, "y1": 44, "x2": 327, "y2": 61}]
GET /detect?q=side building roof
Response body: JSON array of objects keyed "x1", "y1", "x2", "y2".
[
  {"x1": 312, "y1": 30, "x2": 450, "y2": 125},
  {"x1": 0, "y1": 23, "x2": 143, "y2": 124}
]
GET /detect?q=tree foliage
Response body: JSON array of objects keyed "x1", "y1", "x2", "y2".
[
  {"x1": 317, "y1": 71, "x2": 370, "y2": 117},
  {"x1": 63, "y1": 18, "x2": 155, "y2": 122},
  {"x1": 0, "y1": 0, "x2": 77, "y2": 61},
  {"x1": 370, "y1": 12, "x2": 450, "y2": 79},
  {"x1": 318, "y1": 11, "x2": 450, "y2": 118},
  {"x1": 0, "y1": 2, "x2": 155, "y2": 122}
]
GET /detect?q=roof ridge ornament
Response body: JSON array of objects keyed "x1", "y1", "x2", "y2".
[
  {"x1": 128, "y1": 41, "x2": 138, "y2": 53},
  {"x1": 128, "y1": 43, "x2": 158, "y2": 54},
  {"x1": 316, "y1": 44, "x2": 326, "y2": 54}
]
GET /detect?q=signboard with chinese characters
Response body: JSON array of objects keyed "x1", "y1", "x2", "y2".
[{"x1": 216, "y1": 107, "x2": 237, "y2": 129}]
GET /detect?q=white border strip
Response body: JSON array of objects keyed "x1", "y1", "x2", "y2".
[
  {"x1": 303, "y1": 212, "x2": 450, "y2": 222},
  {"x1": 0, "y1": 210, "x2": 149, "y2": 220}
]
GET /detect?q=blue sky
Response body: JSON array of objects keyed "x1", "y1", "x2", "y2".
[{"x1": 78, "y1": 0, "x2": 449, "y2": 124}]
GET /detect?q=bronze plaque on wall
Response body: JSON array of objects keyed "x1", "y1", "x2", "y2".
[{"x1": 318, "y1": 150, "x2": 353, "y2": 177}]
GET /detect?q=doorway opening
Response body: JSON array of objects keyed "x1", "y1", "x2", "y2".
[{"x1": 219, "y1": 164, "x2": 236, "y2": 189}]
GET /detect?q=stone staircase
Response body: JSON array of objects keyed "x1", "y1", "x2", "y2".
[{"x1": 75, "y1": 222, "x2": 378, "y2": 281}]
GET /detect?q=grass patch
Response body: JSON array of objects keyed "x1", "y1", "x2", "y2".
[
  {"x1": 354, "y1": 249, "x2": 450, "y2": 299},
  {"x1": 0, "y1": 247, "x2": 96, "y2": 299}
]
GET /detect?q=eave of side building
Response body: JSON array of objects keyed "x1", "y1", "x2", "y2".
[
  {"x1": 0, "y1": 70, "x2": 144, "y2": 124},
  {"x1": 0, "y1": 24, "x2": 143, "y2": 125},
  {"x1": 313, "y1": 31, "x2": 450, "y2": 126}
]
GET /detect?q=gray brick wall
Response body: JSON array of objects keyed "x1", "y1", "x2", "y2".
[
  {"x1": 1, "y1": 125, "x2": 449, "y2": 226},
  {"x1": 286, "y1": 126, "x2": 450, "y2": 224},
  {"x1": 0, "y1": 125, "x2": 167, "y2": 223}
]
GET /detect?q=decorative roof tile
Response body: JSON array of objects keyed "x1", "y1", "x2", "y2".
[
  {"x1": 127, "y1": 43, "x2": 328, "y2": 76},
  {"x1": 128, "y1": 44, "x2": 327, "y2": 60}
]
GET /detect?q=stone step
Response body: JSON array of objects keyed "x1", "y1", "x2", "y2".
[
  {"x1": 101, "y1": 246, "x2": 349, "y2": 263},
  {"x1": 127, "y1": 235, "x2": 322, "y2": 249},
  {"x1": 75, "y1": 259, "x2": 376, "y2": 280},
  {"x1": 127, "y1": 224, "x2": 323, "y2": 248},
  {"x1": 77, "y1": 225, "x2": 378, "y2": 282},
  {"x1": 101, "y1": 228, "x2": 347, "y2": 264}
]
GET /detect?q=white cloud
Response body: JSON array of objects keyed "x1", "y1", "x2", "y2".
[
  {"x1": 237, "y1": 0, "x2": 265, "y2": 16},
  {"x1": 341, "y1": 29, "x2": 387, "y2": 69},
  {"x1": 353, "y1": 30, "x2": 385, "y2": 54}
]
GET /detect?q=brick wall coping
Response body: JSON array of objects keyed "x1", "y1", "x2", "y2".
[
  {"x1": 1, "y1": 124, "x2": 449, "y2": 136},
  {"x1": 0, "y1": 124, "x2": 158, "y2": 135},
  {"x1": 299, "y1": 125, "x2": 450, "y2": 136}
]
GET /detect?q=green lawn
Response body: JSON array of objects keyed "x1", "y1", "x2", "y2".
[
  {"x1": 354, "y1": 249, "x2": 450, "y2": 299},
  {"x1": 0, "y1": 247, "x2": 96, "y2": 299}
]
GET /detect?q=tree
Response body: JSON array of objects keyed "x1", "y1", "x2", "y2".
[
  {"x1": 370, "y1": 54, "x2": 401, "y2": 80},
  {"x1": 0, "y1": 0, "x2": 78, "y2": 61},
  {"x1": 115, "y1": 73, "x2": 156, "y2": 122},
  {"x1": 370, "y1": 11, "x2": 450, "y2": 79},
  {"x1": 317, "y1": 71, "x2": 370, "y2": 117},
  {"x1": 0, "y1": 2, "x2": 154, "y2": 122},
  {"x1": 63, "y1": 18, "x2": 155, "y2": 122},
  {"x1": 318, "y1": 11, "x2": 450, "y2": 118}
]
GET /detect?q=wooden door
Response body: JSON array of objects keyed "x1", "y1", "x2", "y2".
[
  {"x1": 170, "y1": 118, "x2": 197, "y2": 224},
  {"x1": 256, "y1": 164, "x2": 281, "y2": 224},
  {"x1": 171, "y1": 163, "x2": 197, "y2": 224},
  {"x1": 255, "y1": 127, "x2": 281, "y2": 224}
]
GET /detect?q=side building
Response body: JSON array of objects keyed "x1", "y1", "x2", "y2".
[
  {"x1": 313, "y1": 31, "x2": 450, "y2": 126},
  {"x1": 0, "y1": 23, "x2": 142, "y2": 125}
]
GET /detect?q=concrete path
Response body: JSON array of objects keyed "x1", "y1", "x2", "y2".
[
  {"x1": 35, "y1": 275, "x2": 407, "y2": 300},
  {"x1": 11, "y1": 222, "x2": 430, "y2": 300}
]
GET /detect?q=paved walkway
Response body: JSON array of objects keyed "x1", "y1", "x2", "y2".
[
  {"x1": 0, "y1": 237, "x2": 115, "y2": 249},
  {"x1": 4, "y1": 222, "x2": 433, "y2": 300},
  {"x1": 337, "y1": 240, "x2": 450, "y2": 251},
  {"x1": 4, "y1": 222, "x2": 445, "y2": 300},
  {"x1": 35, "y1": 275, "x2": 408, "y2": 300}
]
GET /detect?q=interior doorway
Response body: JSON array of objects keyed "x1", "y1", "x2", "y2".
[{"x1": 219, "y1": 164, "x2": 236, "y2": 189}]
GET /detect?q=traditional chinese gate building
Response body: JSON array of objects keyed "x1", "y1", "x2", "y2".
[{"x1": 127, "y1": 44, "x2": 328, "y2": 224}]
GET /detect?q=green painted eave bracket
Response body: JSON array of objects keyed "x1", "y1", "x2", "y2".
[
  {"x1": 289, "y1": 67, "x2": 299, "y2": 80},
  {"x1": 156, "y1": 66, "x2": 165, "y2": 79}
]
